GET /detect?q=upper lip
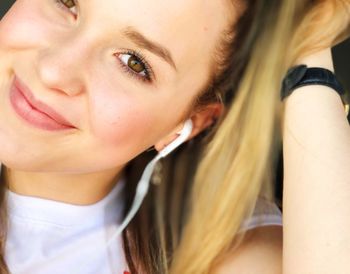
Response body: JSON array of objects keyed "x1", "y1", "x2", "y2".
[{"x1": 14, "y1": 76, "x2": 76, "y2": 128}]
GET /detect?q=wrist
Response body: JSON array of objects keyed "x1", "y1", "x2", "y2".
[{"x1": 281, "y1": 50, "x2": 349, "y2": 116}]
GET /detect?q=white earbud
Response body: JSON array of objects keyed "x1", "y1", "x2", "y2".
[
  {"x1": 159, "y1": 119, "x2": 193, "y2": 158},
  {"x1": 106, "y1": 119, "x2": 193, "y2": 247}
]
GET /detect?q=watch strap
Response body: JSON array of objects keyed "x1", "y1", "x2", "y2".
[{"x1": 281, "y1": 65, "x2": 349, "y2": 116}]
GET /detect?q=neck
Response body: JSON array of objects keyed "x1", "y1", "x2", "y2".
[{"x1": 2, "y1": 165, "x2": 124, "y2": 205}]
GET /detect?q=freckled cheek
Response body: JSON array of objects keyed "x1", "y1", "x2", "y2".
[{"x1": 89, "y1": 96, "x2": 156, "y2": 150}]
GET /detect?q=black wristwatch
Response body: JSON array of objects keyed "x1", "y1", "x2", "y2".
[{"x1": 281, "y1": 65, "x2": 349, "y2": 116}]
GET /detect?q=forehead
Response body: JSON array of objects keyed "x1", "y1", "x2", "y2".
[{"x1": 87, "y1": 0, "x2": 233, "y2": 73}]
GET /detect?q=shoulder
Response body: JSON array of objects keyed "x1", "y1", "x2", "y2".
[
  {"x1": 212, "y1": 225, "x2": 282, "y2": 274},
  {"x1": 213, "y1": 197, "x2": 283, "y2": 273}
]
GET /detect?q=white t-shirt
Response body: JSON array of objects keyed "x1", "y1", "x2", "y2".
[
  {"x1": 239, "y1": 197, "x2": 283, "y2": 232},
  {"x1": 4, "y1": 178, "x2": 282, "y2": 274},
  {"x1": 5, "y1": 179, "x2": 130, "y2": 274}
]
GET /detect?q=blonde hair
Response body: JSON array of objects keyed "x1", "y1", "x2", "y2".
[
  {"x1": 0, "y1": 1, "x2": 348, "y2": 274},
  {"x1": 170, "y1": 1, "x2": 350, "y2": 273}
]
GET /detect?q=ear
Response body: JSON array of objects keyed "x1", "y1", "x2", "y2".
[{"x1": 154, "y1": 103, "x2": 224, "y2": 152}]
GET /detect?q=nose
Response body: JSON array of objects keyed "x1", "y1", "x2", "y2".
[{"x1": 35, "y1": 36, "x2": 91, "y2": 97}]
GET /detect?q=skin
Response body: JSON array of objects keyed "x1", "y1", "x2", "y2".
[
  {"x1": 6, "y1": 2, "x2": 346, "y2": 274},
  {"x1": 213, "y1": 226, "x2": 282, "y2": 274},
  {"x1": 0, "y1": 0, "x2": 233, "y2": 205},
  {"x1": 283, "y1": 48, "x2": 350, "y2": 273}
]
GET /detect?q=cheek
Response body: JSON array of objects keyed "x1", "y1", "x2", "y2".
[
  {"x1": 0, "y1": 0, "x2": 51, "y2": 50},
  {"x1": 89, "y1": 86, "x2": 156, "y2": 151}
]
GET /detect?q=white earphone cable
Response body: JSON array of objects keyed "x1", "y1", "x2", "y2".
[{"x1": 106, "y1": 119, "x2": 193, "y2": 247}]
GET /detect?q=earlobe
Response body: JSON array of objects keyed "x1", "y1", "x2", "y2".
[
  {"x1": 157, "y1": 119, "x2": 193, "y2": 158},
  {"x1": 154, "y1": 119, "x2": 193, "y2": 152}
]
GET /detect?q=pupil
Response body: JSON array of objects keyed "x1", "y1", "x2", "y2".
[{"x1": 128, "y1": 56, "x2": 145, "y2": 73}]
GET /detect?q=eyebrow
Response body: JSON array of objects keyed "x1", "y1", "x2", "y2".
[{"x1": 122, "y1": 27, "x2": 177, "y2": 71}]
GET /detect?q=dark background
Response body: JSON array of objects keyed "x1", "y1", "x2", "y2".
[{"x1": 1, "y1": 1, "x2": 349, "y2": 205}]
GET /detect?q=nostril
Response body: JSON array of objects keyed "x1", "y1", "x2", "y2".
[{"x1": 51, "y1": 86, "x2": 77, "y2": 96}]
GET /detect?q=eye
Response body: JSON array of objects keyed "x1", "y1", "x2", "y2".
[
  {"x1": 117, "y1": 51, "x2": 153, "y2": 82},
  {"x1": 54, "y1": 0, "x2": 78, "y2": 16}
]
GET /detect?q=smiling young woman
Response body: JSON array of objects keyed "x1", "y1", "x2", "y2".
[
  {"x1": 0, "y1": 0, "x2": 348, "y2": 273},
  {"x1": 0, "y1": 0, "x2": 270, "y2": 273}
]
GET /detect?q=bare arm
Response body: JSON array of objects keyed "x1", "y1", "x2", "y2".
[{"x1": 282, "y1": 48, "x2": 350, "y2": 274}]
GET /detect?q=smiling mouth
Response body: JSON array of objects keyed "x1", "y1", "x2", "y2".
[{"x1": 9, "y1": 75, "x2": 76, "y2": 131}]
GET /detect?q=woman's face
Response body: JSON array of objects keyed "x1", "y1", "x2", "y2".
[{"x1": 0, "y1": 0, "x2": 232, "y2": 173}]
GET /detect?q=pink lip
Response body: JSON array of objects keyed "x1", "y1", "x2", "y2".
[{"x1": 9, "y1": 75, "x2": 76, "y2": 131}]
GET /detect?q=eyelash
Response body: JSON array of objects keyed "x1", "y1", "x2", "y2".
[
  {"x1": 116, "y1": 50, "x2": 154, "y2": 83},
  {"x1": 53, "y1": 0, "x2": 154, "y2": 84}
]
